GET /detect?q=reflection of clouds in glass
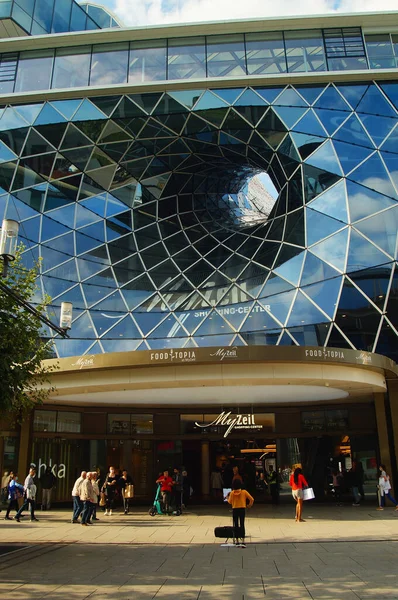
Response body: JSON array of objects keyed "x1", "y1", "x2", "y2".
[{"x1": 357, "y1": 176, "x2": 396, "y2": 197}]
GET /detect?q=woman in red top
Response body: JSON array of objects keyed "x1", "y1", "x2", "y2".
[{"x1": 289, "y1": 467, "x2": 308, "y2": 522}]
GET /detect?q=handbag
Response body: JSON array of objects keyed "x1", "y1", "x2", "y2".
[
  {"x1": 303, "y1": 487, "x2": 315, "y2": 501},
  {"x1": 124, "y1": 484, "x2": 134, "y2": 499},
  {"x1": 99, "y1": 491, "x2": 106, "y2": 506}
]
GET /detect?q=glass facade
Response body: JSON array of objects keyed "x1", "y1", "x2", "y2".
[
  {"x1": 1, "y1": 28, "x2": 398, "y2": 95},
  {"x1": 0, "y1": 82, "x2": 397, "y2": 360},
  {"x1": 0, "y1": 0, "x2": 102, "y2": 35}
]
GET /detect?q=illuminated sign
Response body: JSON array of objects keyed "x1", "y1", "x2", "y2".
[{"x1": 195, "y1": 411, "x2": 263, "y2": 438}]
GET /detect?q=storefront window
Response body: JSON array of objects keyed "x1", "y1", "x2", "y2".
[
  {"x1": 131, "y1": 414, "x2": 153, "y2": 434},
  {"x1": 57, "y1": 412, "x2": 81, "y2": 433},
  {"x1": 108, "y1": 413, "x2": 131, "y2": 435},
  {"x1": 302, "y1": 409, "x2": 349, "y2": 431},
  {"x1": 107, "y1": 413, "x2": 153, "y2": 435},
  {"x1": 34, "y1": 410, "x2": 57, "y2": 432},
  {"x1": 129, "y1": 40, "x2": 167, "y2": 83},
  {"x1": 2, "y1": 437, "x2": 19, "y2": 473}
]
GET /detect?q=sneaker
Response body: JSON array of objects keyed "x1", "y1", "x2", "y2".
[
  {"x1": 81, "y1": 523, "x2": 87, "y2": 526},
  {"x1": 104, "y1": 510, "x2": 109, "y2": 516},
  {"x1": 376, "y1": 507, "x2": 384, "y2": 511},
  {"x1": 93, "y1": 517, "x2": 100, "y2": 521},
  {"x1": 14, "y1": 517, "x2": 20, "y2": 522},
  {"x1": 352, "y1": 503, "x2": 360, "y2": 507},
  {"x1": 4, "y1": 516, "x2": 12, "y2": 520},
  {"x1": 395, "y1": 507, "x2": 398, "y2": 511},
  {"x1": 30, "y1": 518, "x2": 39, "y2": 522}
]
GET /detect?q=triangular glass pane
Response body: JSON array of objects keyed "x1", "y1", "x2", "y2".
[
  {"x1": 287, "y1": 290, "x2": 328, "y2": 327},
  {"x1": 375, "y1": 317, "x2": 398, "y2": 361},
  {"x1": 310, "y1": 228, "x2": 349, "y2": 272},
  {"x1": 133, "y1": 312, "x2": 168, "y2": 336},
  {"x1": 292, "y1": 109, "x2": 327, "y2": 137},
  {"x1": 356, "y1": 85, "x2": 397, "y2": 118},
  {"x1": 278, "y1": 331, "x2": 297, "y2": 345},
  {"x1": 379, "y1": 83, "x2": 398, "y2": 111},
  {"x1": 72, "y1": 99, "x2": 107, "y2": 122},
  {"x1": 346, "y1": 180, "x2": 396, "y2": 223},
  {"x1": 258, "y1": 272, "x2": 295, "y2": 298},
  {"x1": 273, "y1": 251, "x2": 305, "y2": 286},
  {"x1": 194, "y1": 90, "x2": 229, "y2": 110},
  {"x1": 41, "y1": 215, "x2": 71, "y2": 241},
  {"x1": 168, "y1": 90, "x2": 204, "y2": 109},
  {"x1": 332, "y1": 140, "x2": 373, "y2": 176},
  {"x1": 305, "y1": 140, "x2": 342, "y2": 176},
  {"x1": 92, "y1": 290, "x2": 127, "y2": 312},
  {"x1": 350, "y1": 264, "x2": 392, "y2": 310},
  {"x1": 314, "y1": 85, "x2": 351, "y2": 111},
  {"x1": 193, "y1": 311, "x2": 235, "y2": 336},
  {"x1": 260, "y1": 289, "x2": 296, "y2": 326},
  {"x1": 380, "y1": 151, "x2": 398, "y2": 192},
  {"x1": 360, "y1": 114, "x2": 396, "y2": 147},
  {"x1": 286, "y1": 323, "x2": 330, "y2": 346},
  {"x1": 296, "y1": 86, "x2": 326, "y2": 105},
  {"x1": 103, "y1": 315, "x2": 141, "y2": 339},
  {"x1": 194, "y1": 333, "x2": 237, "y2": 347},
  {"x1": 254, "y1": 86, "x2": 285, "y2": 104},
  {"x1": 14, "y1": 104, "x2": 43, "y2": 124},
  {"x1": 128, "y1": 92, "x2": 163, "y2": 114},
  {"x1": 50, "y1": 99, "x2": 82, "y2": 120},
  {"x1": 240, "y1": 303, "x2": 282, "y2": 331},
  {"x1": 34, "y1": 104, "x2": 66, "y2": 126},
  {"x1": 336, "y1": 84, "x2": 368, "y2": 110},
  {"x1": 306, "y1": 207, "x2": 345, "y2": 246},
  {"x1": 313, "y1": 108, "x2": 348, "y2": 136},
  {"x1": 0, "y1": 140, "x2": 17, "y2": 163},
  {"x1": 354, "y1": 208, "x2": 398, "y2": 258},
  {"x1": 300, "y1": 252, "x2": 340, "y2": 286},
  {"x1": 82, "y1": 282, "x2": 114, "y2": 307},
  {"x1": 234, "y1": 88, "x2": 267, "y2": 107},
  {"x1": 333, "y1": 114, "x2": 374, "y2": 149},
  {"x1": 0, "y1": 107, "x2": 29, "y2": 131},
  {"x1": 347, "y1": 230, "x2": 392, "y2": 272},
  {"x1": 148, "y1": 314, "x2": 189, "y2": 339},
  {"x1": 273, "y1": 106, "x2": 308, "y2": 129},
  {"x1": 290, "y1": 132, "x2": 324, "y2": 160},
  {"x1": 380, "y1": 124, "x2": 398, "y2": 153},
  {"x1": 213, "y1": 88, "x2": 245, "y2": 104},
  {"x1": 302, "y1": 164, "x2": 341, "y2": 203},
  {"x1": 302, "y1": 277, "x2": 342, "y2": 318}
]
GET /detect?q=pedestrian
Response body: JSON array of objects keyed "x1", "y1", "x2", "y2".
[
  {"x1": 266, "y1": 465, "x2": 279, "y2": 505},
  {"x1": 182, "y1": 467, "x2": 191, "y2": 507},
  {"x1": 377, "y1": 464, "x2": 398, "y2": 511},
  {"x1": 40, "y1": 466, "x2": 56, "y2": 511},
  {"x1": 232, "y1": 466, "x2": 243, "y2": 486},
  {"x1": 91, "y1": 472, "x2": 100, "y2": 521},
  {"x1": 4, "y1": 472, "x2": 24, "y2": 520},
  {"x1": 80, "y1": 472, "x2": 94, "y2": 526},
  {"x1": 348, "y1": 461, "x2": 362, "y2": 506},
  {"x1": 172, "y1": 467, "x2": 182, "y2": 514},
  {"x1": 118, "y1": 469, "x2": 134, "y2": 515},
  {"x1": 156, "y1": 470, "x2": 174, "y2": 514},
  {"x1": 102, "y1": 466, "x2": 118, "y2": 516},
  {"x1": 289, "y1": 467, "x2": 308, "y2": 523},
  {"x1": 71, "y1": 471, "x2": 87, "y2": 523},
  {"x1": 210, "y1": 468, "x2": 224, "y2": 501},
  {"x1": 227, "y1": 478, "x2": 254, "y2": 548},
  {"x1": 14, "y1": 467, "x2": 39, "y2": 522},
  {"x1": 332, "y1": 469, "x2": 344, "y2": 506}
]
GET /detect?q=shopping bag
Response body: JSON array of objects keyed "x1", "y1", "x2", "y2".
[
  {"x1": 303, "y1": 487, "x2": 315, "y2": 501},
  {"x1": 99, "y1": 491, "x2": 106, "y2": 506},
  {"x1": 124, "y1": 484, "x2": 134, "y2": 499}
]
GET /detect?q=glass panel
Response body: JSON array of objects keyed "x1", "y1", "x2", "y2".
[
  {"x1": 168, "y1": 37, "x2": 206, "y2": 80},
  {"x1": 246, "y1": 32, "x2": 287, "y2": 75},
  {"x1": 15, "y1": 0, "x2": 35, "y2": 15},
  {"x1": 15, "y1": 50, "x2": 54, "y2": 92},
  {"x1": 302, "y1": 410, "x2": 325, "y2": 431},
  {"x1": 90, "y1": 43, "x2": 129, "y2": 86},
  {"x1": 70, "y1": 2, "x2": 87, "y2": 32},
  {"x1": 393, "y1": 35, "x2": 398, "y2": 58},
  {"x1": 131, "y1": 414, "x2": 153, "y2": 434},
  {"x1": 325, "y1": 409, "x2": 348, "y2": 431},
  {"x1": 327, "y1": 57, "x2": 368, "y2": 71},
  {"x1": 180, "y1": 414, "x2": 204, "y2": 434},
  {"x1": 206, "y1": 34, "x2": 246, "y2": 78},
  {"x1": 56, "y1": 411, "x2": 81, "y2": 433},
  {"x1": 284, "y1": 30, "x2": 326, "y2": 72},
  {"x1": 11, "y1": 3, "x2": 32, "y2": 32},
  {"x1": 0, "y1": 2, "x2": 12, "y2": 19},
  {"x1": 33, "y1": 0, "x2": 54, "y2": 33},
  {"x1": 108, "y1": 413, "x2": 131, "y2": 435},
  {"x1": 2, "y1": 437, "x2": 18, "y2": 474},
  {"x1": 34, "y1": 410, "x2": 57, "y2": 432},
  {"x1": 365, "y1": 34, "x2": 395, "y2": 69},
  {"x1": 51, "y1": 0, "x2": 72, "y2": 33},
  {"x1": 129, "y1": 40, "x2": 167, "y2": 83},
  {"x1": 53, "y1": 46, "x2": 91, "y2": 89}
]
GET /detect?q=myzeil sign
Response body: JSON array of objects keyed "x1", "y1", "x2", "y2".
[{"x1": 195, "y1": 411, "x2": 263, "y2": 438}]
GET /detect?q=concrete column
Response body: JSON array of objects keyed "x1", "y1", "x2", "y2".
[
  {"x1": 17, "y1": 416, "x2": 31, "y2": 479},
  {"x1": 387, "y1": 380, "x2": 398, "y2": 492},
  {"x1": 374, "y1": 393, "x2": 394, "y2": 490},
  {"x1": 201, "y1": 440, "x2": 210, "y2": 496}
]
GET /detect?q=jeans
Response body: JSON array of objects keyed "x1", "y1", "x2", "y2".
[
  {"x1": 352, "y1": 487, "x2": 361, "y2": 503},
  {"x1": 72, "y1": 496, "x2": 83, "y2": 521},
  {"x1": 81, "y1": 500, "x2": 92, "y2": 524},
  {"x1": 123, "y1": 495, "x2": 130, "y2": 513},
  {"x1": 381, "y1": 491, "x2": 398, "y2": 507},
  {"x1": 16, "y1": 498, "x2": 36, "y2": 520},
  {"x1": 41, "y1": 488, "x2": 53, "y2": 510},
  {"x1": 6, "y1": 498, "x2": 19, "y2": 518},
  {"x1": 232, "y1": 507, "x2": 246, "y2": 539}
]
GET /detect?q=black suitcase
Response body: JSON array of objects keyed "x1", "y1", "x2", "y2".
[{"x1": 214, "y1": 526, "x2": 244, "y2": 540}]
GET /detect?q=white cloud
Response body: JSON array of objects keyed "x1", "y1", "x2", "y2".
[{"x1": 112, "y1": 0, "x2": 398, "y2": 27}]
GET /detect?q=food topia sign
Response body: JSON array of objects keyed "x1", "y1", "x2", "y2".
[{"x1": 195, "y1": 411, "x2": 263, "y2": 438}]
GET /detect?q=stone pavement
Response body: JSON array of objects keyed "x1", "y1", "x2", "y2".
[{"x1": 0, "y1": 503, "x2": 398, "y2": 599}]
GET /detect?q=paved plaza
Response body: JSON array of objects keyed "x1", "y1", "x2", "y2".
[{"x1": 0, "y1": 503, "x2": 397, "y2": 599}]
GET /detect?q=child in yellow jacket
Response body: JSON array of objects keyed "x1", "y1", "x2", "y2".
[{"x1": 227, "y1": 479, "x2": 254, "y2": 546}]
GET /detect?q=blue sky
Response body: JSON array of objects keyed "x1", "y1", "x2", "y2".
[{"x1": 91, "y1": 0, "x2": 396, "y2": 28}]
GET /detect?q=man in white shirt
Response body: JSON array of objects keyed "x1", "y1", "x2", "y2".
[
  {"x1": 14, "y1": 467, "x2": 38, "y2": 523},
  {"x1": 80, "y1": 472, "x2": 95, "y2": 526},
  {"x1": 71, "y1": 471, "x2": 87, "y2": 523}
]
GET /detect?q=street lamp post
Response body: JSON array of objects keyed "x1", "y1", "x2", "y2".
[{"x1": 0, "y1": 219, "x2": 72, "y2": 338}]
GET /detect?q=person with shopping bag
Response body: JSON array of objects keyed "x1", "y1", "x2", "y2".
[
  {"x1": 289, "y1": 467, "x2": 308, "y2": 522},
  {"x1": 377, "y1": 464, "x2": 398, "y2": 510}
]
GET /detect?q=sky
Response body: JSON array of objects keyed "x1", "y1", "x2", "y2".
[{"x1": 95, "y1": 0, "x2": 398, "y2": 27}]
